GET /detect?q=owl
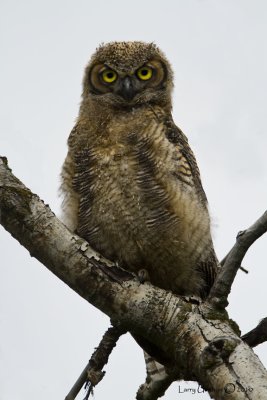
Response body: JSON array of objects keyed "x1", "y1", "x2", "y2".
[{"x1": 60, "y1": 41, "x2": 217, "y2": 300}]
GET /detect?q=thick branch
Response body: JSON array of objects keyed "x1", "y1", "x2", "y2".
[
  {"x1": 1, "y1": 156, "x2": 267, "y2": 400},
  {"x1": 208, "y1": 211, "x2": 267, "y2": 309}
]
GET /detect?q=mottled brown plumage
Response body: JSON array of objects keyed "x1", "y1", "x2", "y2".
[{"x1": 61, "y1": 41, "x2": 217, "y2": 299}]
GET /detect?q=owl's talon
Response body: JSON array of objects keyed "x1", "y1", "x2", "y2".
[{"x1": 138, "y1": 269, "x2": 150, "y2": 284}]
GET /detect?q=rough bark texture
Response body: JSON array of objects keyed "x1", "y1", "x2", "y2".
[{"x1": 1, "y1": 156, "x2": 267, "y2": 400}]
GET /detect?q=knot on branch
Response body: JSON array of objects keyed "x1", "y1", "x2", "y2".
[
  {"x1": 200, "y1": 336, "x2": 240, "y2": 369},
  {"x1": 86, "y1": 365, "x2": 105, "y2": 386}
]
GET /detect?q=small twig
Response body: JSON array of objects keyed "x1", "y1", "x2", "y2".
[
  {"x1": 65, "y1": 325, "x2": 126, "y2": 400},
  {"x1": 239, "y1": 265, "x2": 249, "y2": 274},
  {"x1": 242, "y1": 318, "x2": 267, "y2": 348},
  {"x1": 208, "y1": 211, "x2": 267, "y2": 310},
  {"x1": 220, "y1": 254, "x2": 249, "y2": 274}
]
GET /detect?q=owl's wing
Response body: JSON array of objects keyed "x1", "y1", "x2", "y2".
[
  {"x1": 60, "y1": 124, "x2": 81, "y2": 232},
  {"x1": 162, "y1": 115, "x2": 218, "y2": 295},
  {"x1": 65, "y1": 124, "x2": 95, "y2": 239},
  {"x1": 197, "y1": 253, "x2": 218, "y2": 298},
  {"x1": 163, "y1": 115, "x2": 208, "y2": 205}
]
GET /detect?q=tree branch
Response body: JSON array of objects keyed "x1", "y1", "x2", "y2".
[
  {"x1": 208, "y1": 211, "x2": 267, "y2": 309},
  {"x1": 136, "y1": 355, "x2": 176, "y2": 400},
  {"x1": 65, "y1": 325, "x2": 126, "y2": 400},
  {"x1": 242, "y1": 318, "x2": 267, "y2": 348},
  {"x1": 1, "y1": 156, "x2": 267, "y2": 400}
]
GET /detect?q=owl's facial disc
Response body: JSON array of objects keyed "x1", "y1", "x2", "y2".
[{"x1": 89, "y1": 60, "x2": 168, "y2": 105}]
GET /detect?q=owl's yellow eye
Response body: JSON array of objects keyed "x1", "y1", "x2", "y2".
[
  {"x1": 102, "y1": 69, "x2": 117, "y2": 83},
  {"x1": 137, "y1": 66, "x2": 153, "y2": 80}
]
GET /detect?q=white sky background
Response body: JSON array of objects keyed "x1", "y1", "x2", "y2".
[{"x1": 0, "y1": 0, "x2": 267, "y2": 399}]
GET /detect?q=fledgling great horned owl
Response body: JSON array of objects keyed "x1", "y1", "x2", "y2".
[{"x1": 61, "y1": 41, "x2": 217, "y2": 299}]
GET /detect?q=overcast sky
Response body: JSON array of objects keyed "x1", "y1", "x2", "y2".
[{"x1": 1, "y1": 1, "x2": 267, "y2": 399}]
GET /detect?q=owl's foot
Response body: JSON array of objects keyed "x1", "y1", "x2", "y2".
[
  {"x1": 92, "y1": 260, "x2": 134, "y2": 283},
  {"x1": 137, "y1": 268, "x2": 150, "y2": 284}
]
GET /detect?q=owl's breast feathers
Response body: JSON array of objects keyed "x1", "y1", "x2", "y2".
[{"x1": 63, "y1": 106, "x2": 217, "y2": 298}]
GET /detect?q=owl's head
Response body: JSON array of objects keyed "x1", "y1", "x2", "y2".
[{"x1": 82, "y1": 42, "x2": 174, "y2": 109}]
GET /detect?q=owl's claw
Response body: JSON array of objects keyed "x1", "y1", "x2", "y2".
[{"x1": 137, "y1": 268, "x2": 150, "y2": 284}]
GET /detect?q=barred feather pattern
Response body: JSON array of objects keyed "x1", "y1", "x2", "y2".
[{"x1": 61, "y1": 105, "x2": 217, "y2": 298}]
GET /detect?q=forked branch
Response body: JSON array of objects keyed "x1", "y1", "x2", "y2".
[{"x1": 208, "y1": 211, "x2": 267, "y2": 309}]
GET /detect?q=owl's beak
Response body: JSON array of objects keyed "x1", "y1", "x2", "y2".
[{"x1": 118, "y1": 76, "x2": 136, "y2": 101}]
